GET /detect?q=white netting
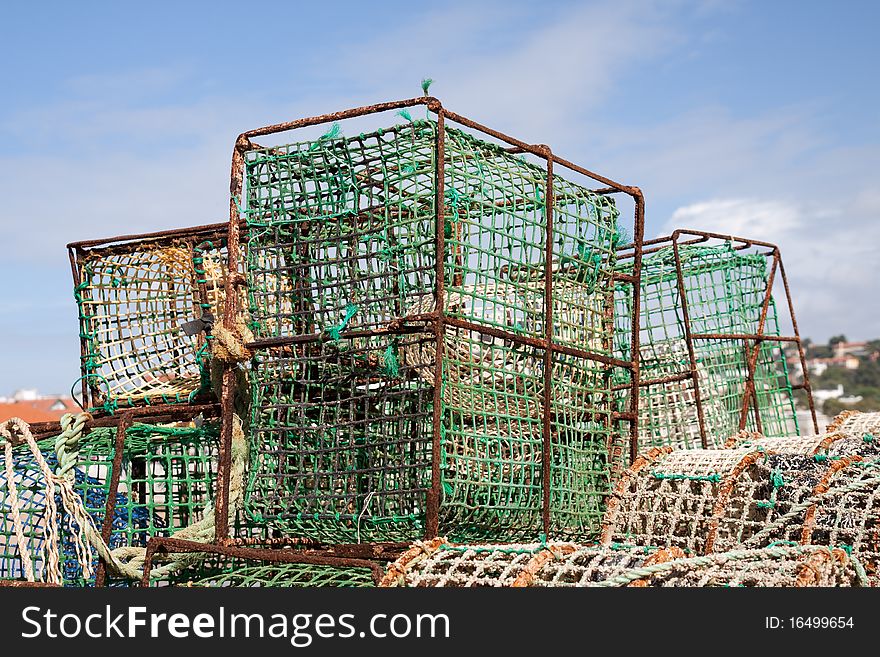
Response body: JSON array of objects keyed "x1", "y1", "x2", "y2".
[
  {"x1": 593, "y1": 545, "x2": 865, "y2": 587},
  {"x1": 725, "y1": 422, "x2": 880, "y2": 460},
  {"x1": 600, "y1": 447, "x2": 774, "y2": 554},
  {"x1": 380, "y1": 539, "x2": 867, "y2": 587},
  {"x1": 825, "y1": 411, "x2": 880, "y2": 458}
]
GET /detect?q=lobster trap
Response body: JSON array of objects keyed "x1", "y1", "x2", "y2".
[
  {"x1": 725, "y1": 416, "x2": 880, "y2": 459},
  {"x1": 602, "y1": 444, "x2": 880, "y2": 578},
  {"x1": 0, "y1": 414, "x2": 230, "y2": 586},
  {"x1": 220, "y1": 96, "x2": 645, "y2": 544},
  {"x1": 378, "y1": 538, "x2": 863, "y2": 586},
  {"x1": 597, "y1": 544, "x2": 865, "y2": 587},
  {"x1": 601, "y1": 447, "x2": 777, "y2": 555},
  {"x1": 143, "y1": 538, "x2": 383, "y2": 587},
  {"x1": 826, "y1": 411, "x2": 880, "y2": 455},
  {"x1": 614, "y1": 230, "x2": 816, "y2": 453},
  {"x1": 69, "y1": 223, "x2": 232, "y2": 412},
  {"x1": 379, "y1": 538, "x2": 658, "y2": 587}
]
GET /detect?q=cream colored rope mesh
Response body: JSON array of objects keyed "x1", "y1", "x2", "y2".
[
  {"x1": 380, "y1": 539, "x2": 865, "y2": 587},
  {"x1": 600, "y1": 447, "x2": 773, "y2": 554}
]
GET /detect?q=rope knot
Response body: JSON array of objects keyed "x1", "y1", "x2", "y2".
[
  {"x1": 210, "y1": 320, "x2": 255, "y2": 363},
  {"x1": 1, "y1": 417, "x2": 29, "y2": 447}
]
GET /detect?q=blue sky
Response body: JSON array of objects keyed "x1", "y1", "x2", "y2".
[{"x1": 1, "y1": 0, "x2": 878, "y2": 395}]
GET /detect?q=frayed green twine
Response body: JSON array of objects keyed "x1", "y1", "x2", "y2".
[
  {"x1": 325, "y1": 303, "x2": 358, "y2": 342},
  {"x1": 651, "y1": 471, "x2": 721, "y2": 482},
  {"x1": 612, "y1": 224, "x2": 630, "y2": 248},
  {"x1": 309, "y1": 123, "x2": 341, "y2": 151},
  {"x1": 321, "y1": 123, "x2": 341, "y2": 141},
  {"x1": 397, "y1": 108, "x2": 413, "y2": 123},
  {"x1": 563, "y1": 243, "x2": 603, "y2": 290},
  {"x1": 864, "y1": 433, "x2": 874, "y2": 443},
  {"x1": 381, "y1": 342, "x2": 400, "y2": 378},
  {"x1": 444, "y1": 188, "x2": 465, "y2": 238},
  {"x1": 421, "y1": 78, "x2": 433, "y2": 96},
  {"x1": 757, "y1": 468, "x2": 786, "y2": 509},
  {"x1": 770, "y1": 468, "x2": 785, "y2": 489}
]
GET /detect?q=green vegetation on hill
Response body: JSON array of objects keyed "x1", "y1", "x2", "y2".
[{"x1": 803, "y1": 337, "x2": 880, "y2": 415}]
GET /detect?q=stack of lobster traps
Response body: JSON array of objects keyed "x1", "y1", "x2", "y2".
[{"x1": 3, "y1": 93, "x2": 872, "y2": 588}]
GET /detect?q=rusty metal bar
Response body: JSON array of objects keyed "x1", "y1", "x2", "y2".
[
  {"x1": 627, "y1": 190, "x2": 645, "y2": 463},
  {"x1": 442, "y1": 316, "x2": 633, "y2": 370},
  {"x1": 244, "y1": 97, "x2": 433, "y2": 140},
  {"x1": 67, "y1": 221, "x2": 232, "y2": 251},
  {"x1": 671, "y1": 233, "x2": 709, "y2": 449},
  {"x1": 736, "y1": 251, "x2": 779, "y2": 431},
  {"x1": 245, "y1": 324, "x2": 426, "y2": 350},
  {"x1": 140, "y1": 537, "x2": 386, "y2": 587},
  {"x1": 216, "y1": 136, "x2": 249, "y2": 543},
  {"x1": 426, "y1": 107, "x2": 446, "y2": 539},
  {"x1": 690, "y1": 333, "x2": 801, "y2": 343},
  {"x1": 611, "y1": 370, "x2": 694, "y2": 392},
  {"x1": 620, "y1": 232, "x2": 768, "y2": 260},
  {"x1": 0, "y1": 580, "x2": 60, "y2": 587},
  {"x1": 248, "y1": 314, "x2": 635, "y2": 372},
  {"x1": 94, "y1": 412, "x2": 133, "y2": 587},
  {"x1": 541, "y1": 148, "x2": 554, "y2": 537},
  {"x1": 612, "y1": 272, "x2": 638, "y2": 284},
  {"x1": 27, "y1": 403, "x2": 221, "y2": 441}
]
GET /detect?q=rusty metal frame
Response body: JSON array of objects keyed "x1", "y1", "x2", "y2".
[
  {"x1": 67, "y1": 222, "x2": 232, "y2": 411},
  {"x1": 217, "y1": 96, "x2": 645, "y2": 542},
  {"x1": 140, "y1": 537, "x2": 396, "y2": 586},
  {"x1": 0, "y1": 580, "x2": 60, "y2": 587},
  {"x1": 616, "y1": 228, "x2": 817, "y2": 450}
]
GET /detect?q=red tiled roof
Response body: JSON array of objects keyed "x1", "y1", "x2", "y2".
[{"x1": 0, "y1": 399, "x2": 78, "y2": 424}]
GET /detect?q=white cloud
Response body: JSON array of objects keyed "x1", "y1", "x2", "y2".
[
  {"x1": 659, "y1": 197, "x2": 880, "y2": 341},
  {"x1": 664, "y1": 198, "x2": 801, "y2": 242},
  {"x1": 331, "y1": 0, "x2": 681, "y2": 145}
]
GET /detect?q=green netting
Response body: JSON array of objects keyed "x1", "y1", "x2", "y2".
[
  {"x1": 72, "y1": 230, "x2": 229, "y2": 411},
  {"x1": 1, "y1": 422, "x2": 227, "y2": 586},
  {"x1": 154, "y1": 555, "x2": 376, "y2": 587},
  {"x1": 242, "y1": 118, "x2": 621, "y2": 543},
  {"x1": 614, "y1": 242, "x2": 798, "y2": 451}
]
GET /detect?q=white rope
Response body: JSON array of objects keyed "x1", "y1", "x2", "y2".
[
  {"x1": 1, "y1": 413, "x2": 248, "y2": 583},
  {"x1": 2, "y1": 438, "x2": 35, "y2": 582}
]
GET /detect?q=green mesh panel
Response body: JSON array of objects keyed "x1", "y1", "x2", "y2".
[
  {"x1": 615, "y1": 242, "x2": 798, "y2": 451},
  {"x1": 242, "y1": 118, "x2": 620, "y2": 543},
  {"x1": 154, "y1": 557, "x2": 376, "y2": 587}
]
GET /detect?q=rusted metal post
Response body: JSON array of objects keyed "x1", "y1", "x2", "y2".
[
  {"x1": 671, "y1": 231, "x2": 709, "y2": 449},
  {"x1": 736, "y1": 250, "x2": 779, "y2": 431},
  {"x1": 94, "y1": 412, "x2": 134, "y2": 587},
  {"x1": 216, "y1": 138, "x2": 249, "y2": 543},
  {"x1": 427, "y1": 101, "x2": 445, "y2": 539},
  {"x1": 628, "y1": 190, "x2": 645, "y2": 463},
  {"x1": 541, "y1": 148, "x2": 555, "y2": 537}
]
